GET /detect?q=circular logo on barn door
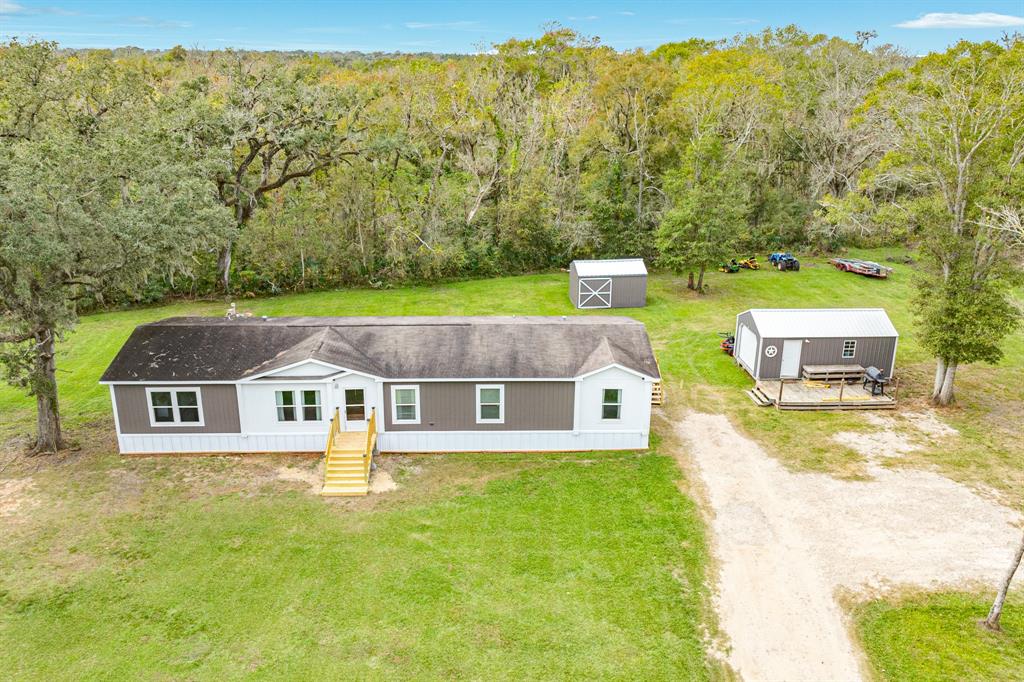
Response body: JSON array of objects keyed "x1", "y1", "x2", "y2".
[{"x1": 764, "y1": 345, "x2": 778, "y2": 358}]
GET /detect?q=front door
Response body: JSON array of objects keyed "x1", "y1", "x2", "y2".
[
  {"x1": 780, "y1": 339, "x2": 803, "y2": 378},
  {"x1": 342, "y1": 387, "x2": 368, "y2": 431},
  {"x1": 332, "y1": 378, "x2": 374, "y2": 431}
]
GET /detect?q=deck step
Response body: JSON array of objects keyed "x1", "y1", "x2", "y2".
[{"x1": 745, "y1": 389, "x2": 772, "y2": 407}]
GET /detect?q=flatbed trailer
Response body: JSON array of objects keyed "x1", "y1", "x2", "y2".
[{"x1": 828, "y1": 257, "x2": 893, "y2": 279}]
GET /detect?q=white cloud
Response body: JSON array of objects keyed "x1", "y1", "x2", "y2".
[
  {"x1": 895, "y1": 12, "x2": 1024, "y2": 29},
  {"x1": 404, "y1": 20, "x2": 480, "y2": 30},
  {"x1": 0, "y1": 2, "x2": 77, "y2": 15},
  {"x1": 616, "y1": 11, "x2": 636, "y2": 16},
  {"x1": 121, "y1": 16, "x2": 193, "y2": 29},
  {"x1": 567, "y1": 15, "x2": 599, "y2": 21}
]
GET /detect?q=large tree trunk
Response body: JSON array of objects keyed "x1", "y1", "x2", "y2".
[
  {"x1": 935, "y1": 361, "x2": 958, "y2": 405},
  {"x1": 687, "y1": 272, "x2": 695, "y2": 290},
  {"x1": 217, "y1": 241, "x2": 233, "y2": 293},
  {"x1": 33, "y1": 328, "x2": 64, "y2": 453},
  {"x1": 983, "y1": 530, "x2": 1024, "y2": 631},
  {"x1": 696, "y1": 265, "x2": 705, "y2": 292},
  {"x1": 932, "y1": 357, "x2": 947, "y2": 400}
]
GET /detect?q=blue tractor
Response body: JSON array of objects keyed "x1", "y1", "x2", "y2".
[{"x1": 768, "y1": 252, "x2": 800, "y2": 271}]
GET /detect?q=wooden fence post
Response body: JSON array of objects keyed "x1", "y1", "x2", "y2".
[
  {"x1": 838, "y1": 379, "x2": 845, "y2": 404},
  {"x1": 892, "y1": 376, "x2": 900, "y2": 403},
  {"x1": 777, "y1": 380, "x2": 784, "y2": 408}
]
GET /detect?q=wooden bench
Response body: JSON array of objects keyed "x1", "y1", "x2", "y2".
[{"x1": 801, "y1": 364, "x2": 866, "y2": 382}]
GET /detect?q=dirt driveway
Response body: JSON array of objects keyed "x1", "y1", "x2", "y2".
[{"x1": 677, "y1": 411, "x2": 1022, "y2": 682}]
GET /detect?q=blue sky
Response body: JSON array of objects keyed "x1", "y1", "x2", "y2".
[{"x1": 2, "y1": 1, "x2": 1023, "y2": 54}]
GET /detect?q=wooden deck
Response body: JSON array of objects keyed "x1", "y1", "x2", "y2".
[{"x1": 750, "y1": 379, "x2": 897, "y2": 411}]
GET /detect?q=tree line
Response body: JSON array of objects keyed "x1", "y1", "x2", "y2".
[{"x1": 1, "y1": 27, "x2": 1022, "y2": 454}]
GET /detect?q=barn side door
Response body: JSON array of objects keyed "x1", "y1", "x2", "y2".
[{"x1": 578, "y1": 278, "x2": 612, "y2": 308}]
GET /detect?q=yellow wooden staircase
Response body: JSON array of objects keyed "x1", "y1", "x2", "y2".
[
  {"x1": 321, "y1": 407, "x2": 376, "y2": 497},
  {"x1": 650, "y1": 358, "x2": 665, "y2": 406}
]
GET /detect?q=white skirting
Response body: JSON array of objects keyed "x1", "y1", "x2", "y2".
[
  {"x1": 116, "y1": 429, "x2": 648, "y2": 454},
  {"x1": 377, "y1": 430, "x2": 648, "y2": 453},
  {"x1": 117, "y1": 432, "x2": 328, "y2": 454}
]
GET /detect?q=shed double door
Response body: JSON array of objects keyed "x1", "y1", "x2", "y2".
[{"x1": 578, "y1": 277, "x2": 612, "y2": 308}]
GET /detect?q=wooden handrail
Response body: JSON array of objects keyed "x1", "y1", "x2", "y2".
[
  {"x1": 363, "y1": 407, "x2": 377, "y2": 478},
  {"x1": 324, "y1": 407, "x2": 340, "y2": 460}
]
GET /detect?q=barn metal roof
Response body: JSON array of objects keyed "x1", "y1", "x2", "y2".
[
  {"x1": 100, "y1": 316, "x2": 661, "y2": 382},
  {"x1": 743, "y1": 308, "x2": 899, "y2": 339},
  {"x1": 572, "y1": 258, "x2": 648, "y2": 277}
]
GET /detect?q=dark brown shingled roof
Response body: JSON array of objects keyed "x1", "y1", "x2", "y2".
[{"x1": 100, "y1": 316, "x2": 660, "y2": 382}]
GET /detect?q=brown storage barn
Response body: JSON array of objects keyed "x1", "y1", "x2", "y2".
[
  {"x1": 569, "y1": 259, "x2": 648, "y2": 309},
  {"x1": 734, "y1": 308, "x2": 899, "y2": 380}
]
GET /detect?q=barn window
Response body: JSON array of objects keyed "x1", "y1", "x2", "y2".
[
  {"x1": 842, "y1": 340, "x2": 857, "y2": 359},
  {"x1": 476, "y1": 384, "x2": 505, "y2": 423},
  {"x1": 275, "y1": 391, "x2": 297, "y2": 422},
  {"x1": 392, "y1": 385, "x2": 420, "y2": 424},
  {"x1": 147, "y1": 388, "x2": 204, "y2": 426},
  {"x1": 602, "y1": 388, "x2": 622, "y2": 420}
]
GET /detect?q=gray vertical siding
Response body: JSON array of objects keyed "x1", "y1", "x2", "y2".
[
  {"x1": 569, "y1": 263, "x2": 580, "y2": 307},
  {"x1": 114, "y1": 384, "x2": 241, "y2": 434},
  {"x1": 570, "y1": 270, "x2": 647, "y2": 308},
  {"x1": 384, "y1": 381, "x2": 575, "y2": 431},
  {"x1": 735, "y1": 311, "x2": 758, "y2": 337},
  {"x1": 608, "y1": 274, "x2": 647, "y2": 308},
  {"x1": 755, "y1": 336, "x2": 897, "y2": 379}
]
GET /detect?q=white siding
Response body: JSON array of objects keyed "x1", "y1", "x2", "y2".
[
  {"x1": 238, "y1": 382, "x2": 332, "y2": 435},
  {"x1": 577, "y1": 366, "x2": 652, "y2": 433}
]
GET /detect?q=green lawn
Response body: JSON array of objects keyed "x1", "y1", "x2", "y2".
[
  {"x1": 855, "y1": 593, "x2": 1024, "y2": 682},
  {"x1": 0, "y1": 449, "x2": 716, "y2": 679},
  {"x1": 2, "y1": 252, "x2": 1023, "y2": 680}
]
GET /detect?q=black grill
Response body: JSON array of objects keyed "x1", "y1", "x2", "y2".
[{"x1": 863, "y1": 366, "x2": 888, "y2": 395}]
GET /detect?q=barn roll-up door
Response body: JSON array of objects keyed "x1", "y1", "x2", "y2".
[
  {"x1": 578, "y1": 278, "x2": 612, "y2": 308},
  {"x1": 736, "y1": 324, "x2": 757, "y2": 373}
]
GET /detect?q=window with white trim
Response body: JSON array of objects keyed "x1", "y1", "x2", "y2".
[
  {"x1": 275, "y1": 389, "x2": 322, "y2": 422},
  {"x1": 301, "y1": 390, "x2": 322, "y2": 421},
  {"x1": 391, "y1": 385, "x2": 420, "y2": 424},
  {"x1": 601, "y1": 388, "x2": 622, "y2": 420},
  {"x1": 147, "y1": 388, "x2": 203, "y2": 426},
  {"x1": 276, "y1": 390, "x2": 297, "y2": 422},
  {"x1": 476, "y1": 384, "x2": 504, "y2": 423},
  {"x1": 842, "y1": 339, "x2": 857, "y2": 359}
]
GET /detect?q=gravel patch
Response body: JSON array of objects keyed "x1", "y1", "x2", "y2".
[{"x1": 678, "y1": 411, "x2": 1021, "y2": 682}]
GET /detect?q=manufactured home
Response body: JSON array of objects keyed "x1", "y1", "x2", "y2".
[
  {"x1": 734, "y1": 308, "x2": 898, "y2": 381},
  {"x1": 569, "y1": 259, "x2": 648, "y2": 309},
  {"x1": 101, "y1": 316, "x2": 661, "y2": 457}
]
